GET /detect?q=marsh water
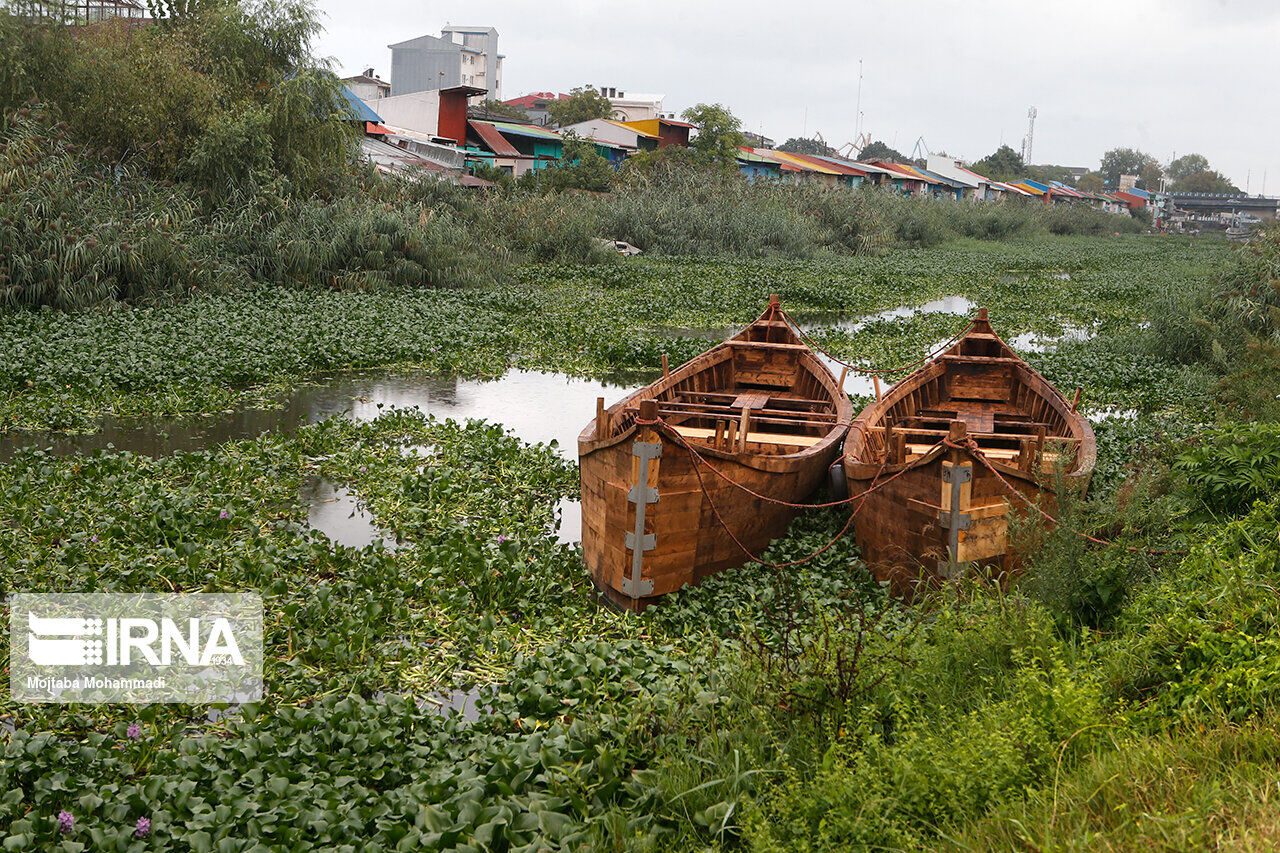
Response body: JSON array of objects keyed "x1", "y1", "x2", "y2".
[
  {"x1": 0, "y1": 369, "x2": 640, "y2": 548},
  {"x1": 0, "y1": 300, "x2": 1094, "y2": 548}
]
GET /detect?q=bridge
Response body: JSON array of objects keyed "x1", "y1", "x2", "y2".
[{"x1": 1170, "y1": 193, "x2": 1278, "y2": 220}]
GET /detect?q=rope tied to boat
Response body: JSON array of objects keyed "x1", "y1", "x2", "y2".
[
  {"x1": 944, "y1": 436, "x2": 1186, "y2": 557},
  {"x1": 626, "y1": 412, "x2": 928, "y2": 569},
  {"x1": 776, "y1": 304, "x2": 977, "y2": 379},
  {"x1": 652, "y1": 415, "x2": 922, "y2": 509}
]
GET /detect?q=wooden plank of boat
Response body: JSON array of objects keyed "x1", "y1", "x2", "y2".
[
  {"x1": 579, "y1": 295, "x2": 854, "y2": 611},
  {"x1": 842, "y1": 307, "x2": 1097, "y2": 596}
]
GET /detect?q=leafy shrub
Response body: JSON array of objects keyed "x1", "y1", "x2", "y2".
[
  {"x1": 1173, "y1": 422, "x2": 1280, "y2": 517},
  {"x1": 744, "y1": 594, "x2": 1104, "y2": 851},
  {"x1": 0, "y1": 110, "x2": 236, "y2": 309},
  {"x1": 1111, "y1": 497, "x2": 1280, "y2": 723}
]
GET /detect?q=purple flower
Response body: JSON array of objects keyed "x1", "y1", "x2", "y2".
[
  {"x1": 126, "y1": 722, "x2": 142, "y2": 740},
  {"x1": 219, "y1": 509, "x2": 230, "y2": 520},
  {"x1": 57, "y1": 810, "x2": 74, "y2": 834},
  {"x1": 496, "y1": 535, "x2": 508, "y2": 543},
  {"x1": 91, "y1": 534, "x2": 99, "y2": 543},
  {"x1": 134, "y1": 817, "x2": 151, "y2": 838},
  {"x1": 359, "y1": 466, "x2": 367, "y2": 472}
]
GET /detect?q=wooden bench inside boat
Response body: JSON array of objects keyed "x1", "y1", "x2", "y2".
[{"x1": 670, "y1": 424, "x2": 825, "y2": 449}]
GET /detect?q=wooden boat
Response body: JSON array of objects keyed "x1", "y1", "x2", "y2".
[
  {"x1": 579, "y1": 296, "x2": 853, "y2": 611},
  {"x1": 842, "y1": 308, "x2": 1096, "y2": 594}
]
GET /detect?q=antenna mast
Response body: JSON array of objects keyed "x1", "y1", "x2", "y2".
[{"x1": 1021, "y1": 106, "x2": 1037, "y2": 163}]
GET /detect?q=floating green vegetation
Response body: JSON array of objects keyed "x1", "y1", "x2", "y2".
[
  {"x1": 0, "y1": 235, "x2": 1228, "y2": 433},
  {"x1": 5, "y1": 230, "x2": 1280, "y2": 851}
]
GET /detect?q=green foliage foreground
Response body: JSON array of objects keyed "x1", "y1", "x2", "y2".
[{"x1": 2, "y1": 230, "x2": 1280, "y2": 849}]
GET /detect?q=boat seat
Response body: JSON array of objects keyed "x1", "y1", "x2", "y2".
[
  {"x1": 903, "y1": 443, "x2": 1063, "y2": 465},
  {"x1": 671, "y1": 424, "x2": 824, "y2": 449},
  {"x1": 725, "y1": 340, "x2": 808, "y2": 351}
]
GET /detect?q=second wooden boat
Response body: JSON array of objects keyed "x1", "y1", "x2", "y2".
[
  {"x1": 842, "y1": 308, "x2": 1096, "y2": 593},
  {"x1": 579, "y1": 296, "x2": 853, "y2": 611}
]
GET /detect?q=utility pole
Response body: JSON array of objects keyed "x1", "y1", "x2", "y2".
[
  {"x1": 854, "y1": 59, "x2": 863, "y2": 142},
  {"x1": 1020, "y1": 106, "x2": 1037, "y2": 163}
]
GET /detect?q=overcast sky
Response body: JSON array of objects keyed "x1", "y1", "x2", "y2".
[{"x1": 315, "y1": 0, "x2": 1279, "y2": 192}]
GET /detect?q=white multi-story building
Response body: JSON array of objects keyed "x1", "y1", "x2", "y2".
[
  {"x1": 389, "y1": 25, "x2": 503, "y2": 101},
  {"x1": 593, "y1": 86, "x2": 669, "y2": 122}
]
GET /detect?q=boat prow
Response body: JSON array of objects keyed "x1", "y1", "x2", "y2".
[
  {"x1": 579, "y1": 295, "x2": 853, "y2": 610},
  {"x1": 843, "y1": 308, "x2": 1096, "y2": 594}
]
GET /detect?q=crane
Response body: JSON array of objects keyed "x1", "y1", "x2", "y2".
[
  {"x1": 910, "y1": 136, "x2": 931, "y2": 162},
  {"x1": 837, "y1": 133, "x2": 872, "y2": 159}
]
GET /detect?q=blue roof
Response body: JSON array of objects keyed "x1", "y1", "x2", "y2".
[{"x1": 340, "y1": 85, "x2": 382, "y2": 123}]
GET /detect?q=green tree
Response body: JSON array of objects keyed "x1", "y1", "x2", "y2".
[
  {"x1": 476, "y1": 99, "x2": 529, "y2": 121},
  {"x1": 857, "y1": 139, "x2": 907, "y2": 162},
  {"x1": 544, "y1": 132, "x2": 614, "y2": 192},
  {"x1": 777, "y1": 137, "x2": 833, "y2": 156},
  {"x1": 546, "y1": 86, "x2": 612, "y2": 126},
  {"x1": 1173, "y1": 170, "x2": 1242, "y2": 193},
  {"x1": 1167, "y1": 153, "x2": 1210, "y2": 183},
  {"x1": 970, "y1": 145, "x2": 1031, "y2": 182},
  {"x1": 681, "y1": 102, "x2": 745, "y2": 165},
  {"x1": 1099, "y1": 147, "x2": 1160, "y2": 190},
  {"x1": 1076, "y1": 171, "x2": 1106, "y2": 192}
]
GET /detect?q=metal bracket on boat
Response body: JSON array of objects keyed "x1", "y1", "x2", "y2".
[
  {"x1": 623, "y1": 441, "x2": 662, "y2": 597},
  {"x1": 941, "y1": 463, "x2": 973, "y2": 569}
]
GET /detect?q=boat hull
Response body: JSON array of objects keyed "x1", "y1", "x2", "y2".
[
  {"x1": 842, "y1": 309, "x2": 1095, "y2": 593},
  {"x1": 846, "y1": 442, "x2": 1086, "y2": 595},
  {"x1": 581, "y1": 420, "x2": 837, "y2": 611},
  {"x1": 578, "y1": 297, "x2": 852, "y2": 610}
]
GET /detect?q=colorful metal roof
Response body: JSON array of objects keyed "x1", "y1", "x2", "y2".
[
  {"x1": 991, "y1": 181, "x2": 1034, "y2": 196},
  {"x1": 605, "y1": 119, "x2": 658, "y2": 139},
  {"x1": 808, "y1": 154, "x2": 872, "y2": 175},
  {"x1": 869, "y1": 161, "x2": 934, "y2": 183},
  {"x1": 485, "y1": 120, "x2": 563, "y2": 142},
  {"x1": 788, "y1": 153, "x2": 869, "y2": 176},
  {"x1": 769, "y1": 151, "x2": 841, "y2": 174},
  {"x1": 736, "y1": 147, "x2": 779, "y2": 165},
  {"x1": 468, "y1": 120, "x2": 522, "y2": 157},
  {"x1": 1005, "y1": 180, "x2": 1047, "y2": 195},
  {"x1": 340, "y1": 85, "x2": 383, "y2": 123}
]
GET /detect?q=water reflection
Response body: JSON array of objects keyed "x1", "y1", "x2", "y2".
[
  {"x1": 0, "y1": 369, "x2": 654, "y2": 462},
  {"x1": 301, "y1": 476, "x2": 396, "y2": 550},
  {"x1": 1008, "y1": 324, "x2": 1096, "y2": 353},
  {"x1": 790, "y1": 295, "x2": 979, "y2": 335},
  {"x1": 553, "y1": 498, "x2": 582, "y2": 545}
]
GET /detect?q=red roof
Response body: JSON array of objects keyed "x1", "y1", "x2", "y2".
[
  {"x1": 1112, "y1": 190, "x2": 1146, "y2": 208},
  {"x1": 468, "y1": 120, "x2": 522, "y2": 157},
  {"x1": 502, "y1": 92, "x2": 567, "y2": 109}
]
